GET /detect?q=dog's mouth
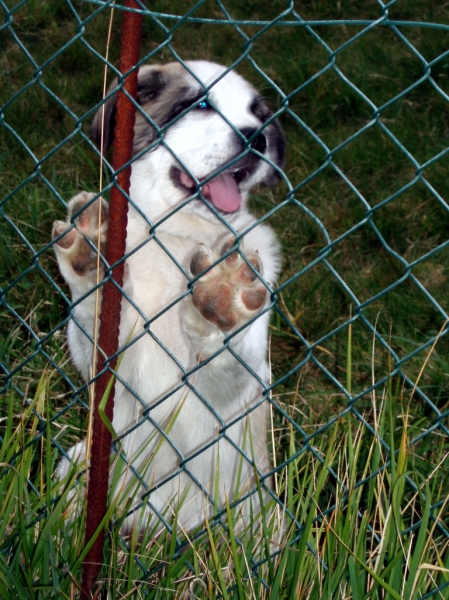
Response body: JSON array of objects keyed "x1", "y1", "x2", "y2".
[{"x1": 171, "y1": 165, "x2": 249, "y2": 214}]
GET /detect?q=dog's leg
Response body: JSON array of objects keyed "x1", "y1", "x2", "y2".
[
  {"x1": 183, "y1": 231, "x2": 279, "y2": 477},
  {"x1": 182, "y1": 221, "x2": 279, "y2": 460},
  {"x1": 53, "y1": 193, "x2": 109, "y2": 511},
  {"x1": 52, "y1": 192, "x2": 109, "y2": 380},
  {"x1": 184, "y1": 231, "x2": 279, "y2": 380}
]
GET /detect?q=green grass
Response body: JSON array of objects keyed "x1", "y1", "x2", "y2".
[
  {"x1": 1, "y1": 0, "x2": 449, "y2": 597},
  {"x1": 0, "y1": 368, "x2": 448, "y2": 598}
]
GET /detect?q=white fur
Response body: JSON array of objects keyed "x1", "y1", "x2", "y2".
[{"x1": 55, "y1": 61, "x2": 283, "y2": 534}]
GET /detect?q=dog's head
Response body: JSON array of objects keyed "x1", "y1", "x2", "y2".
[{"x1": 92, "y1": 61, "x2": 285, "y2": 221}]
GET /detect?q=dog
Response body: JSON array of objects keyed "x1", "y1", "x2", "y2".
[{"x1": 52, "y1": 60, "x2": 285, "y2": 536}]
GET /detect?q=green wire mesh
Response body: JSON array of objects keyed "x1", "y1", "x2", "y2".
[{"x1": 1, "y1": 0, "x2": 449, "y2": 595}]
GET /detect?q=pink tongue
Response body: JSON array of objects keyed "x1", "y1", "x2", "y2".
[{"x1": 202, "y1": 173, "x2": 241, "y2": 213}]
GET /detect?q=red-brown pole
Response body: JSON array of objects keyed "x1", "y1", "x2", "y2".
[{"x1": 81, "y1": 3, "x2": 143, "y2": 597}]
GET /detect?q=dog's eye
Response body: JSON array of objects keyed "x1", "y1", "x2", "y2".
[{"x1": 197, "y1": 100, "x2": 210, "y2": 109}]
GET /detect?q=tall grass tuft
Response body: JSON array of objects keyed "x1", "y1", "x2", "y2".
[{"x1": 0, "y1": 359, "x2": 448, "y2": 597}]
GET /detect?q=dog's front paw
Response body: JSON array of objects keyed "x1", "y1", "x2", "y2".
[
  {"x1": 52, "y1": 192, "x2": 108, "y2": 277},
  {"x1": 190, "y1": 238, "x2": 267, "y2": 332}
]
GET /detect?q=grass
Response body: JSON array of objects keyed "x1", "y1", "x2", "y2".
[
  {"x1": 1, "y1": 367, "x2": 448, "y2": 598},
  {"x1": 1, "y1": 0, "x2": 449, "y2": 597}
]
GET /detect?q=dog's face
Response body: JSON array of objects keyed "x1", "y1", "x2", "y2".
[{"x1": 92, "y1": 60, "x2": 285, "y2": 222}]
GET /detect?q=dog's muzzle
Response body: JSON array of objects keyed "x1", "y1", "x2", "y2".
[{"x1": 170, "y1": 127, "x2": 269, "y2": 214}]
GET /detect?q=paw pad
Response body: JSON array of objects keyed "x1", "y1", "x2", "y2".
[
  {"x1": 52, "y1": 192, "x2": 108, "y2": 276},
  {"x1": 190, "y1": 238, "x2": 267, "y2": 332}
]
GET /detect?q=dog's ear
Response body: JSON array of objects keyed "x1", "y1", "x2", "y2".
[
  {"x1": 250, "y1": 97, "x2": 286, "y2": 184},
  {"x1": 91, "y1": 77, "x2": 119, "y2": 154},
  {"x1": 91, "y1": 68, "x2": 167, "y2": 154}
]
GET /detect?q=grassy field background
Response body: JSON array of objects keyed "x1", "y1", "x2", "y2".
[{"x1": 1, "y1": 0, "x2": 449, "y2": 597}]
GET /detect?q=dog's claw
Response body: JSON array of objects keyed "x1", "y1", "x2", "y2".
[{"x1": 190, "y1": 237, "x2": 267, "y2": 332}]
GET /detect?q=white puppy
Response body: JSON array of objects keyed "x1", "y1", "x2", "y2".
[{"x1": 53, "y1": 61, "x2": 285, "y2": 535}]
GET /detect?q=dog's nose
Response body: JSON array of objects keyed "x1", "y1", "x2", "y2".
[{"x1": 239, "y1": 128, "x2": 267, "y2": 154}]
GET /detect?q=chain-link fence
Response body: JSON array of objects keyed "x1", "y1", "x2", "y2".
[{"x1": 1, "y1": 1, "x2": 449, "y2": 597}]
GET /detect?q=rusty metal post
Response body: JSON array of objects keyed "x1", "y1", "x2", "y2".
[{"x1": 81, "y1": 3, "x2": 143, "y2": 597}]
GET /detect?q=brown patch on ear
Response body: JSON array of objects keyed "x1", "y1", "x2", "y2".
[
  {"x1": 137, "y1": 68, "x2": 167, "y2": 104},
  {"x1": 250, "y1": 96, "x2": 286, "y2": 182},
  {"x1": 132, "y1": 64, "x2": 199, "y2": 154},
  {"x1": 90, "y1": 65, "x2": 170, "y2": 155}
]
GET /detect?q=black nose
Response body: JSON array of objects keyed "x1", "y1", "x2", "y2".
[{"x1": 239, "y1": 127, "x2": 267, "y2": 154}]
